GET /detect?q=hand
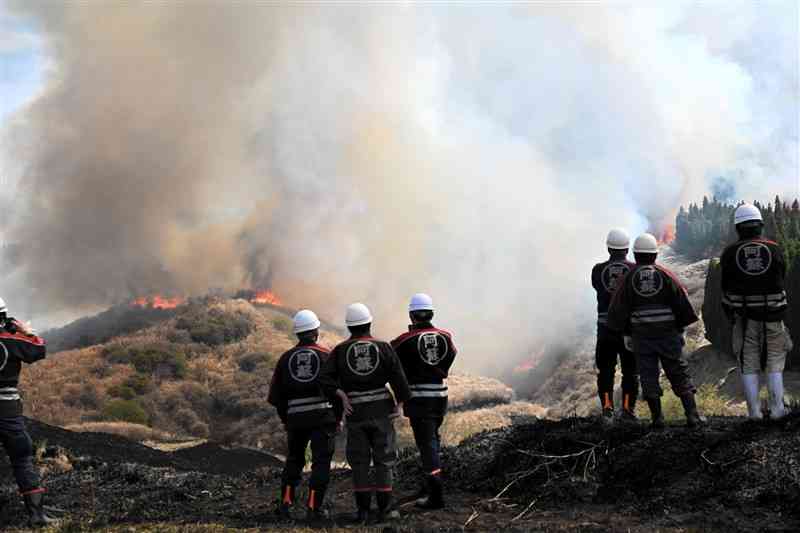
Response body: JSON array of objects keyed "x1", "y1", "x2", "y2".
[
  {"x1": 11, "y1": 319, "x2": 34, "y2": 336},
  {"x1": 623, "y1": 336, "x2": 633, "y2": 352},
  {"x1": 336, "y1": 390, "x2": 353, "y2": 417},
  {"x1": 389, "y1": 401, "x2": 403, "y2": 419},
  {"x1": 336, "y1": 420, "x2": 344, "y2": 433}
]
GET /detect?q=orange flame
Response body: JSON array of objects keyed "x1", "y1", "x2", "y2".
[
  {"x1": 132, "y1": 295, "x2": 186, "y2": 309},
  {"x1": 658, "y1": 224, "x2": 676, "y2": 245},
  {"x1": 250, "y1": 290, "x2": 282, "y2": 306}
]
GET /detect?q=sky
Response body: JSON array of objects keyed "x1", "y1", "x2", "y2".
[{"x1": 0, "y1": 2, "x2": 797, "y2": 373}]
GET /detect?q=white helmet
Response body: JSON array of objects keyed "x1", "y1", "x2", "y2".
[
  {"x1": 0, "y1": 297, "x2": 6, "y2": 314},
  {"x1": 633, "y1": 233, "x2": 659, "y2": 254},
  {"x1": 345, "y1": 303, "x2": 373, "y2": 327},
  {"x1": 293, "y1": 309, "x2": 320, "y2": 334},
  {"x1": 409, "y1": 293, "x2": 434, "y2": 312},
  {"x1": 606, "y1": 228, "x2": 631, "y2": 250},
  {"x1": 734, "y1": 203, "x2": 763, "y2": 226}
]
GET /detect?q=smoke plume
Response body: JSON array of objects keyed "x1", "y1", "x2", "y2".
[{"x1": 1, "y1": 2, "x2": 797, "y2": 373}]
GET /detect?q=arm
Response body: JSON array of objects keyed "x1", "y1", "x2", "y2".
[
  {"x1": 267, "y1": 362, "x2": 287, "y2": 424},
  {"x1": 438, "y1": 333, "x2": 457, "y2": 377},
  {"x1": 591, "y1": 264, "x2": 602, "y2": 294},
  {"x1": 318, "y1": 350, "x2": 352, "y2": 416},
  {"x1": 385, "y1": 344, "x2": 411, "y2": 405},
  {"x1": 606, "y1": 274, "x2": 631, "y2": 333},
  {"x1": 2, "y1": 328, "x2": 46, "y2": 364}
]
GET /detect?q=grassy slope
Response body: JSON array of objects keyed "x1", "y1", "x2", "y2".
[{"x1": 21, "y1": 298, "x2": 542, "y2": 455}]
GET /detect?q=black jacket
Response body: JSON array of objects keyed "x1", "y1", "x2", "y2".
[
  {"x1": 268, "y1": 342, "x2": 338, "y2": 430},
  {"x1": 720, "y1": 237, "x2": 786, "y2": 322},
  {"x1": 391, "y1": 323, "x2": 457, "y2": 419},
  {"x1": 591, "y1": 255, "x2": 635, "y2": 335},
  {"x1": 0, "y1": 331, "x2": 47, "y2": 418},
  {"x1": 607, "y1": 263, "x2": 698, "y2": 339},
  {"x1": 319, "y1": 335, "x2": 411, "y2": 422}
]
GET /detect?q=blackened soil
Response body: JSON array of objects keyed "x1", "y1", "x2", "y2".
[{"x1": 1, "y1": 415, "x2": 798, "y2": 532}]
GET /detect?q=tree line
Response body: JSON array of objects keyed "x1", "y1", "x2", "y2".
[{"x1": 675, "y1": 195, "x2": 800, "y2": 267}]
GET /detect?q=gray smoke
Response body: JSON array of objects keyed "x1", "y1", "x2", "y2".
[{"x1": 0, "y1": 2, "x2": 797, "y2": 373}]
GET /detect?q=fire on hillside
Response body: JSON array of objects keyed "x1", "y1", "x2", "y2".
[
  {"x1": 234, "y1": 289, "x2": 283, "y2": 307},
  {"x1": 131, "y1": 295, "x2": 186, "y2": 310}
]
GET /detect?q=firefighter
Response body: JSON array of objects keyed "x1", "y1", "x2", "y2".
[
  {"x1": 720, "y1": 204, "x2": 791, "y2": 420},
  {"x1": 0, "y1": 298, "x2": 62, "y2": 527},
  {"x1": 268, "y1": 309, "x2": 339, "y2": 523},
  {"x1": 591, "y1": 229, "x2": 639, "y2": 421},
  {"x1": 391, "y1": 293, "x2": 456, "y2": 510},
  {"x1": 607, "y1": 234, "x2": 705, "y2": 429},
  {"x1": 319, "y1": 303, "x2": 411, "y2": 524}
]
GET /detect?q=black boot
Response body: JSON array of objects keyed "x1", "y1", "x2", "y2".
[
  {"x1": 646, "y1": 398, "x2": 665, "y2": 430},
  {"x1": 680, "y1": 393, "x2": 707, "y2": 428},
  {"x1": 375, "y1": 491, "x2": 399, "y2": 522},
  {"x1": 23, "y1": 491, "x2": 59, "y2": 528},
  {"x1": 275, "y1": 484, "x2": 294, "y2": 519},
  {"x1": 350, "y1": 492, "x2": 371, "y2": 524},
  {"x1": 305, "y1": 487, "x2": 330, "y2": 524},
  {"x1": 416, "y1": 475, "x2": 444, "y2": 510}
]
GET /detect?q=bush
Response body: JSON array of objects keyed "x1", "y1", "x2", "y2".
[
  {"x1": 78, "y1": 383, "x2": 102, "y2": 409},
  {"x1": 271, "y1": 317, "x2": 292, "y2": 333},
  {"x1": 175, "y1": 306, "x2": 254, "y2": 346},
  {"x1": 103, "y1": 343, "x2": 187, "y2": 380},
  {"x1": 107, "y1": 384, "x2": 136, "y2": 400},
  {"x1": 125, "y1": 373, "x2": 153, "y2": 395},
  {"x1": 102, "y1": 399, "x2": 149, "y2": 425},
  {"x1": 103, "y1": 344, "x2": 132, "y2": 364},
  {"x1": 238, "y1": 351, "x2": 271, "y2": 372}
]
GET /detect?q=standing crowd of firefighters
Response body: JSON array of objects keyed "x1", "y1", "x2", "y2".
[
  {"x1": 0, "y1": 204, "x2": 793, "y2": 528},
  {"x1": 594, "y1": 203, "x2": 790, "y2": 427},
  {"x1": 267, "y1": 293, "x2": 456, "y2": 525}
]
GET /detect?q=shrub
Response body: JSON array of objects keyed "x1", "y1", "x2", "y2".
[
  {"x1": 125, "y1": 373, "x2": 153, "y2": 395},
  {"x1": 174, "y1": 306, "x2": 254, "y2": 346},
  {"x1": 190, "y1": 421, "x2": 210, "y2": 438},
  {"x1": 78, "y1": 383, "x2": 102, "y2": 409},
  {"x1": 107, "y1": 384, "x2": 136, "y2": 400},
  {"x1": 238, "y1": 351, "x2": 271, "y2": 372},
  {"x1": 102, "y1": 399, "x2": 149, "y2": 425},
  {"x1": 103, "y1": 344, "x2": 132, "y2": 364},
  {"x1": 103, "y1": 343, "x2": 187, "y2": 380},
  {"x1": 271, "y1": 316, "x2": 292, "y2": 333}
]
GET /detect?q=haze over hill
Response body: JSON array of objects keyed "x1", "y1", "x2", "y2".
[{"x1": 1, "y1": 3, "x2": 797, "y2": 376}]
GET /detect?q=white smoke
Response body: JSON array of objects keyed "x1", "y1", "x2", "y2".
[{"x1": 0, "y1": 2, "x2": 797, "y2": 374}]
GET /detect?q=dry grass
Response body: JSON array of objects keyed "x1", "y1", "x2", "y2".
[
  {"x1": 20, "y1": 300, "x2": 336, "y2": 450},
  {"x1": 447, "y1": 373, "x2": 514, "y2": 410},
  {"x1": 395, "y1": 401, "x2": 547, "y2": 449},
  {"x1": 65, "y1": 422, "x2": 178, "y2": 443}
]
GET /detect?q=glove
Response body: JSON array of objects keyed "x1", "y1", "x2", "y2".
[{"x1": 623, "y1": 336, "x2": 633, "y2": 352}]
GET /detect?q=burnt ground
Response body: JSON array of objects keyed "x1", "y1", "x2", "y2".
[{"x1": 1, "y1": 415, "x2": 799, "y2": 532}]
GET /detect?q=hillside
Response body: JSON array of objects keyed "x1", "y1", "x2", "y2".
[{"x1": 23, "y1": 297, "x2": 544, "y2": 455}]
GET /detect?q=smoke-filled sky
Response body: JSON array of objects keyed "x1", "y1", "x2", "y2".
[{"x1": 0, "y1": 2, "x2": 797, "y2": 372}]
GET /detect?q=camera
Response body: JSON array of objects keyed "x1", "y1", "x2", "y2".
[{"x1": 0, "y1": 312, "x2": 17, "y2": 334}]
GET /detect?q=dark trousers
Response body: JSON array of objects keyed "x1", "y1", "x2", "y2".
[
  {"x1": 346, "y1": 417, "x2": 396, "y2": 492},
  {"x1": 595, "y1": 335, "x2": 639, "y2": 398},
  {"x1": 409, "y1": 417, "x2": 443, "y2": 475},
  {"x1": 636, "y1": 335, "x2": 696, "y2": 400},
  {"x1": 281, "y1": 425, "x2": 336, "y2": 491},
  {"x1": 0, "y1": 416, "x2": 40, "y2": 493}
]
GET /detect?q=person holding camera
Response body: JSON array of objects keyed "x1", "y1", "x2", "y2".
[{"x1": 0, "y1": 297, "x2": 62, "y2": 527}]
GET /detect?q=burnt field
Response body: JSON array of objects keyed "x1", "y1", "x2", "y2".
[{"x1": 1, "y1": 415, "x2": 799, "y2": 532}]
